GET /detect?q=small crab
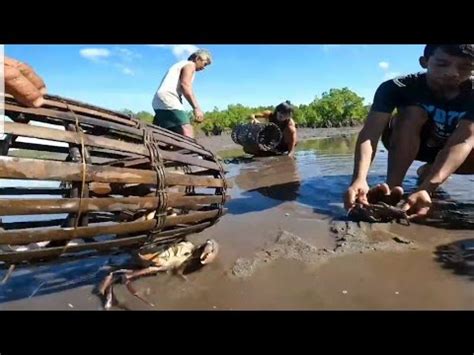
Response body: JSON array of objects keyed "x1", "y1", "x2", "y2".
[
  {"x1": 98, "y1": 239, "x2": 219, "y2": 310},
  {"x1": 348, "y1": 202, "x2": 410, "y2": 225}
]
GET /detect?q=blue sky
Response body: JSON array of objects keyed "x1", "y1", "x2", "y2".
[{"x1": 5, "y1": 44, "x2": 426, "y2": 113}]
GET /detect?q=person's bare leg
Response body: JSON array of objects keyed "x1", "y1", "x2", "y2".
[
  {"x1": 452, "y1": 149, "x2": 474, "y2": 174},
  {"x1": 416, "y1": 139, "x2": 474, "y2": 180},
  {"x1": 387, "y1": 106, "x2": 429, "y2": 188},
  {"x1": 417, "y1": 163, "x2": 432, "y2": 181},
  {"x1": 181, "y1": 124, "x2": 194, "y2": 138}
]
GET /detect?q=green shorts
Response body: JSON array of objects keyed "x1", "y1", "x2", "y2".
[{"x1": 153, "y1": 109, "x2": 190, "y2": 131}]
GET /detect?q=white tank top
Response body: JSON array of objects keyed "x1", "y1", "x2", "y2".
[{"x1": 152, "y1": 60, "x2": 195, "y2": 111}]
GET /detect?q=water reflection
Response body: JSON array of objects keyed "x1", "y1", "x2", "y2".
[
  {"x1": 0, "y1": 253, "x2": 130, "y2": 304},
  {"x1": 227, "y1": 156, "x2": 301, "y2": 215},
  {"x1": 225, "y1": 134, "x2": 473, "y2": 225}
]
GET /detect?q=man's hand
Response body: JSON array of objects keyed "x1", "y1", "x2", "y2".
[
  {"x1": 367, "y1": 183, "x2": 404, "y2": 206},
  {"x1": 4, "y1": 56, "x2": 46, "y2": 107},
  {"x1": 193, "y1": 108, "x2": 204, "y2": 123},
  {"x1": 401, "y1": 190, "x2": 432, "y2": 220},
  {"x1": 344, "y1": 179, "x2": 370, "y2": 210},
  {"x1": 345, "y1": 181, "x2": 404, "y2": 211}
]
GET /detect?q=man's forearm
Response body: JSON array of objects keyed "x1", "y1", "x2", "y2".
[
  {"x1": 418, "y1": 142, "x2": 472, "y2": 193},
  {"x1": 352, "y1": 131, "x2": 378, "y2": 182},
  {"x1": 182, "y1": 85, "x2": 199, "y2": 110},
  {"x1": 288, "y1": 131, "x2": 297, "y2": 154}
]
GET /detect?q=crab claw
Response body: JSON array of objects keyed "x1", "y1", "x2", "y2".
[
  {"x1": 104, "y1": 286, "x2": 115, "y2": 310},
  {"x1": 98, "y1": 272, "x2": 115, "y2": 296},
  {"x1": 99, "y1": 273, "x2": 117, "y2": 310},
  {"x1": 124, "y1": 280, "x2": 155, "y2": 308},
  {"x1": 98, "y1": 269, "x2": 133, "y2": 310},
  {"x1": 200, "y1": 239, "x2": 219, "y2": 265}
]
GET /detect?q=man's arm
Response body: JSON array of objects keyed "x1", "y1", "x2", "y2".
[
  {"x1": 419, "y1": 119, "x2": 474, "y2": 192},
  {"x1": 287, "y1": 118, "x2": 297, "y2": 157},
  {"x1": 344, "y1": 78, "x2": 402, "y2": 210},
  {"x1": 344, "y1": 111, "x2": 391, "y2": 209},
  {"x1": 179, "y1": 63, "x2": 203, "y2": 121},
  {"x1": 352, "y1": 111, "x2": 392, "y2": 182},
  {"x1": 402, "y1": 119, "x2": 474, "y2": 219}
]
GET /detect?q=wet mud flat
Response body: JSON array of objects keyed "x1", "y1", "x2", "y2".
[{"x1": 1, "y1": 134, "x2": 474, "y2": 310}]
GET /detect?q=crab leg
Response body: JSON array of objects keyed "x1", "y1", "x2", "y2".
[
  {"x1": 121, "y1": 267, "x2": 163, "y2": 307},
  {"x1": 99, "y1": 269, "x2": 134, "y2": 310},
  {"x1": 124, "y1": 280, "x2": 155, "y2": 307}
]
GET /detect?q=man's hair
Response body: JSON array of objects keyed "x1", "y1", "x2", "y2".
[
  {"x1": 274, "y1": 100, "x2": 294, "y2": 116},
  {"x1": 424, "y1": 44, "x2": 474, "y2": 59},
  {"x1": 188, "y1": 49, "x2": 212, "y2": 63}
]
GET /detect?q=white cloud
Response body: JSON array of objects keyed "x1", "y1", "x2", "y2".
[
  {"x1": 115, "y1": 47, "x2": 141, "y2": 62},
  {"x1": 114, "y1": 63, "x2": 134, "y2": 76},
  {"x1": 384, "y1": 71, "x2": 400, "y2": 80},
  {"x1": 149, "y1": 44, "x2": 199, "y2": 59},
  {"x1": 79, "y1": 48, "x2": 111, "y2": 62},
  {"x1": 80, "y1": 47, "x2": 137, "y2": 75},
  {"x1": 122, "y1": 67, "x2": 134, "y2": 76},
  {"x1": 378, "y1": 61, "x2": 400, "y2": 80}
]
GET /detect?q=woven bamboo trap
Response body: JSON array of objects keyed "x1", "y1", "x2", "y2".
[
  {"x1": 231, "y1": 122, "x2": 282, "y2": 154},
  {"x1": 0, "y1": 93, "x2": 231, "y2": 267}
]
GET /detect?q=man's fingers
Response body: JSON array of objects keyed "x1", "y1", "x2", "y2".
[
  {"x1": 16, "y1": 62, "x2": 47, "y2": 93},
  {"x1": 4, "y1": 65, "x2": 44, "y2": 107},
  {"x1": 344, "y1": 190, "x2": 357, "y2": 210},
  {"x1": 357, "y1": 193, "x2": 369, "y2": 206},
  {"x1": 400, "y1": 201, "x2": 411, "y2": 212},
  {"x1": 4, "y1": 56, "x2": 22, "y2": 67},
  {"x1": 407, "y1": 206, "x2": 430, "y2": 221},
  {"x1": 367, "y1": 183, "x2": 390, "y2": 203},
  {"x1": 379, "y1": 183, "x2": 391, "y2": 195},
  {"x1": 388, "y1": 186, "x2": 404, "y2": 206}
]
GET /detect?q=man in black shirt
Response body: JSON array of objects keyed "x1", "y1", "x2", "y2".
[{"x1": 344, "y1": 44, "x2": 474, "y2": 219}]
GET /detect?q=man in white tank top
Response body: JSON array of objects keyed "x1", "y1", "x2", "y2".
[{"x1": 152, "y1": 49, "x2": 212, "y2": 138}]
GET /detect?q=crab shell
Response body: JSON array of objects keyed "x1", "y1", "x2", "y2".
[{"x1": 137, "y1": 241, "x2": 195, "y2": 270}]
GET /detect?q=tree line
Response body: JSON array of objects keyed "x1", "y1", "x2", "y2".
[{"x1": 121, "y1": 87, "x2": 370, "y2": 136}]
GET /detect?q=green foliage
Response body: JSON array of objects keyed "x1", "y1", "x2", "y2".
[
  {"x1": 198, "y1": 87, "x2": 368, "y2": 135},
  {"x1": 135, "y1": 111, "x2": 154, "y2": 124},
  {"x1": 311, "y1": 88, "x2": 369, "y2": 128},
  {"x1": 120, "y1": 88, "x2": 369, "y2": 135},
  {"x1": 119, "y1": 109, "x2": 154, "y2": 124}
]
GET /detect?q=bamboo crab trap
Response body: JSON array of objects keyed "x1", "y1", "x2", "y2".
[
  {"x1": 0, "y1": 94, "x2": 230, "y2": 268},
  {"x1": 231, "y1": 122, "x2": 282, "y2": 154}
]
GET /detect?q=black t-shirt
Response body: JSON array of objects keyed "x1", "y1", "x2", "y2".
[{"x1": 372, "y1": 72, "x2": 474, "y2": 145}]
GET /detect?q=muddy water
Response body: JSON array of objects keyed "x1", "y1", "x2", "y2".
[{"x1": 1, "y1": 134, "x2": 473, "y2": 310}]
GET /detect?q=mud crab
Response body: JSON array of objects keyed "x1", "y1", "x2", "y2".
[
  {"x1": 348, "y1": 202, "x2": 410, "y2": 225},
  {"x1": 98, "y1": 239, "x2": 219, "y2": 309}
]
